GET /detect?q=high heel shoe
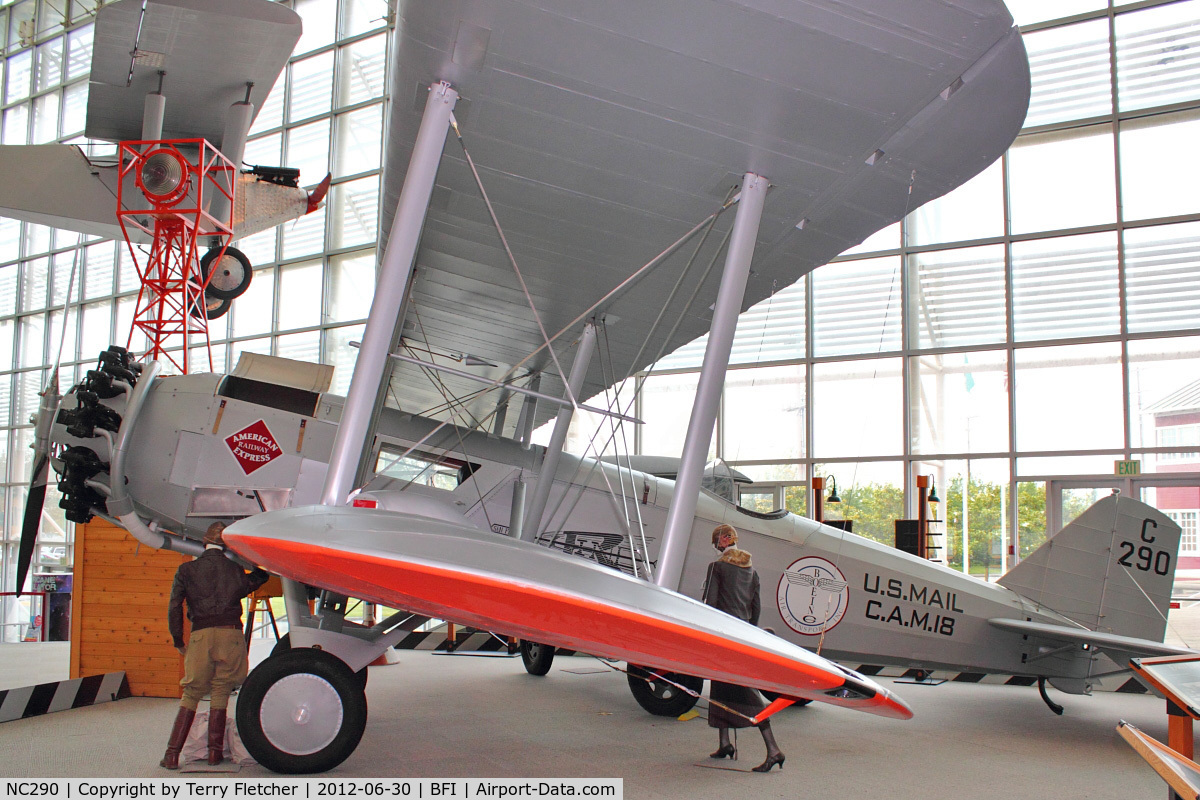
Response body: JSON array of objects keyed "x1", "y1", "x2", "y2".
[
  {"x1": 709, "y1": 744, "x2": 737, "y2": 760},
  {"x1": 752, "y1": 752, "x2": 785, "y2": 772}
]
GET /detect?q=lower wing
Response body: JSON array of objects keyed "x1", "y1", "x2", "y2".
[
  {"x1": 226, "y1": 505, "x2": 912, "y2": 720},
  {"x1": 0, "y1": 144, "x2": 319, "y2": 244}
]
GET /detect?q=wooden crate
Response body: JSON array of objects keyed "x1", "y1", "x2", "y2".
[{"x1": 70, "y1": 520, "x2": 189, "y2": 698}]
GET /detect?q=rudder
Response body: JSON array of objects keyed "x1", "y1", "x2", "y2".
[{"x1": 997, "y1": 494, "x2": 1180, "y2": 641}]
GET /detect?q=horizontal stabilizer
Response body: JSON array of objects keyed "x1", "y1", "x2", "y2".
[
  {"x1": 988, "y1": 617, "x2": 1195, "y2": 664},
  {"x1": 225, "y1": 505, "x2": 913, "y2": 720}
]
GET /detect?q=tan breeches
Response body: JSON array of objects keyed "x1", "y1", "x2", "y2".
[{"x1": 180, "y1": 627, "x2": 247, "y2": 711}]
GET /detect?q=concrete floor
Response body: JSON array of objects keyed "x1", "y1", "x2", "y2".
[
  {"x1": 0, "y1": 643, "x2": 1181, "y2": 798},
  {"x1": 6, "y1": 582, "x2": 1200, "y2": 795}
]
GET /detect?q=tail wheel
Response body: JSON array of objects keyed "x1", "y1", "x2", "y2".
[
  {"x1": 519, "y1": 640, "x2": 555, "y2": 676},
  {"x1": 626, "y1": 664, "x2": 703, "y2": 717},
  {"x1": 200, "y1": 246, "x2": 253, "y2": 300},
  {"x1": 236, "y1": 648, "x2": 367, "y2": 774}
]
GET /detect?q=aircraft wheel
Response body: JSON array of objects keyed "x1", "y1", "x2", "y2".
[
  {"x1": 269, "y1": 634, "x2": 368, "y2": 689},
  {"x1": 237, "y1": 648, "x2": 367, "y2": 774},
  {"x1": 626, "y1": 665, "x2": 702, "y2": 717},
  {"x1": 200, "y1": 246, "x2": 253, "y2": 300},
  {"x1": 270, "y1": 633, "x2": 292, "y2": 660},
  {"x1": 519, "y1": 640, "x2": 555, "y2": 676},
  {"x1": 189, "y1": 291, "x2": 231, "y2": 320}
]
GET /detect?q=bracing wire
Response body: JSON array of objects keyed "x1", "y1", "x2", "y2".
[
  {"x1": 358, "y1": 123, "x2": 736, "y2": 517},
  {"x1": 449, "y1": 115, "x2": 577, "y2": 410}
]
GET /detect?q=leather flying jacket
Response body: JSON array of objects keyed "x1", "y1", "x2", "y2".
[{"x1": 168, "y1": 547, "x2": 270, "y2": 648}]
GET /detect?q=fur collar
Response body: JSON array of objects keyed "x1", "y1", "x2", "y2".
[{"x1": 718, "y1": 547, "x2": 752, "y2": 568}]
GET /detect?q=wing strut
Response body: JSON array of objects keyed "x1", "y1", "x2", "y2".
[
  {"x1": 321, "y1": 81, "x2": 457, "y2": 508},
  {"x1": 656, "y1": 173, "x2": 769, "y2": 591},
  {"x1": 514, "y1": 373, "x2": 541, "y2": 447},
  {"x1": 521, "y1": 320, "x2": 598, "y2": 541}
]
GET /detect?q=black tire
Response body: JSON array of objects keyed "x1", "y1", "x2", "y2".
[
  {"x1": 520, "y1": 640, "x2": 555, "y2": 676},
  {"x1": 270, "y1": 633, "x2": 368, "y2": 689},
  {"x1": 626, "y1": 664, "x2": 703, "y2": 717},
  {"x1": 200, "y1": 246, "x2": 253, "y2": 300},
  {"x1": 189, "y1": 290, "x2": 231, "y2": 320},
  {"x1": 236, "y1": 647, "x2": 367, "y2": 774},
  {"x1": 269, "y1": 633, "x2": 292, "y2": 660}
]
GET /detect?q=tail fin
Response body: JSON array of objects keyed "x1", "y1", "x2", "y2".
[{"x1": 997, "y1": 494, "x2": 1180, "y2": 640}]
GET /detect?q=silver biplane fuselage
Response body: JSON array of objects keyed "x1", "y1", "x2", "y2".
[{"x1": 68, "y1": 362, "x2": 1185, "y2": 702}]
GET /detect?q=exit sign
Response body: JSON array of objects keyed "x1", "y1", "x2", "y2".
[{"x1": 1116, "y1": 460, "x2": 1141, "y2": 476}]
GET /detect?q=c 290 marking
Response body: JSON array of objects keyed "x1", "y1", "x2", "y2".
[
  {"x1": 1116, "y1": 517, "x2": 1171, "y2": 576},
  {"x1": 1117, "y1": 541, "x2": 1170, "y2": 575}
]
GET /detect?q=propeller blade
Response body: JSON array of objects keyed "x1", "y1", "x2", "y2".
[
  {"x1": 17, "y1": 370, "x2": 60, "y2": 596},
  {"x1": 16, "y1": 455, "x2": 49, "y2": 597}
]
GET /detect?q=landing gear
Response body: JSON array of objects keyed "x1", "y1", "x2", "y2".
[
  {"x1": 269, "y1": 633, "x2": 368, "y2": 689},
  {"x1": 626, "y1": 665, "x2": 703, "y2": 717},
  {"x1": 520, "y1": 640, "x2": 555, "y2": 675},
  {"x1": 200, "y1": 246, "x2": 253, "y2": 300},
  {"x1": 237, "y1": 648, "x2": 367, "y2": 774},
  {"x1": 189, "y1": 291, "x2": 232, "y2": 320}
]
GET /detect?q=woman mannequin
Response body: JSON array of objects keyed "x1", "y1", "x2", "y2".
[{"x1": 702, "y1": 524, "x2": 786, "y2": 772}]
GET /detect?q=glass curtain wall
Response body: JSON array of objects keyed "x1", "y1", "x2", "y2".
[
  {"x1": 0, "y1": 0, "x2": 390, "y2": 590},
  {"x1": 5, "y1": 1, "x2": 1200, "y2": 588},
  {"x1": 635, "y1": 0, "x2": 1200, "y2": 574}
]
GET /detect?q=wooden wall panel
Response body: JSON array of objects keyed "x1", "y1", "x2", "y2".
[{"x1": 71, "y1": 520, "x2": 189, "y2": 698}]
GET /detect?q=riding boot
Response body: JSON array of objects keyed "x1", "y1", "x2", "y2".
[
  {"x1": 160, "y1": 707, "x2": 195, "y2": 770},
  {"x1": 207, "y1": 708, "x2": 227, "y2": 765}
]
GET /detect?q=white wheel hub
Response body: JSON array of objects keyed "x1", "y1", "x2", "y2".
[
  {"x1": 259, "y1": 672, "x2": 345, "y2": 755},
  {"x1": 209, "y1": 256, "x2": 244, "y2": 291}
]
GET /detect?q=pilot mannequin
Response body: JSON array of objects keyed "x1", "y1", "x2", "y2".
[{"x1": 161, "y1": 522, "x2": 269, "y2": 769}]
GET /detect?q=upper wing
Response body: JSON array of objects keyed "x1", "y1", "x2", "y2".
[
  {"x1": 988, "y1": 617, "x2": 1197, "y2": 666},
  {"x1": 378, "y1": 0, "x2": 1031, "y2": 432},
  {"x1": 86, "y1": 0, "x2": 301, "y2": 143},
  {"x1": 225, "y1": 505, "x2": 913, "y2": 719}
]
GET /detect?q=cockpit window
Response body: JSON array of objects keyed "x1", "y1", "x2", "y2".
[
  {"x1": 374, "y1": 444, "x2": 477, "y2": 489},
  {"x1": 701, "y1": 473, "x2": 738, "y2": 504}
]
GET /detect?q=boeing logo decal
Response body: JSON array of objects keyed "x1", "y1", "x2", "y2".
[{"x1": 777, "y1": 556, "x2": 849, "y2": 636}]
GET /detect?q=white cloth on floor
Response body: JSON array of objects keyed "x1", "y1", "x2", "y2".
[{"x1": 181, "y1": 709, "x2": 256, "y2": 765}]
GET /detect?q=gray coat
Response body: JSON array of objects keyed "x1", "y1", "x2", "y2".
[{"x1": 701, "y1": 547, "x2": 761, "y2": 625}]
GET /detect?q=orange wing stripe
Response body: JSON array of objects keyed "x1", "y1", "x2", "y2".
[{"x1": 228, "y1": 533, "x2": 911, "y2": 719}]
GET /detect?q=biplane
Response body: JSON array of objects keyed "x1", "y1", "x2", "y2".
[{"x1": 15, "y1": 0, "x2": 1180, "y2": 780}]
